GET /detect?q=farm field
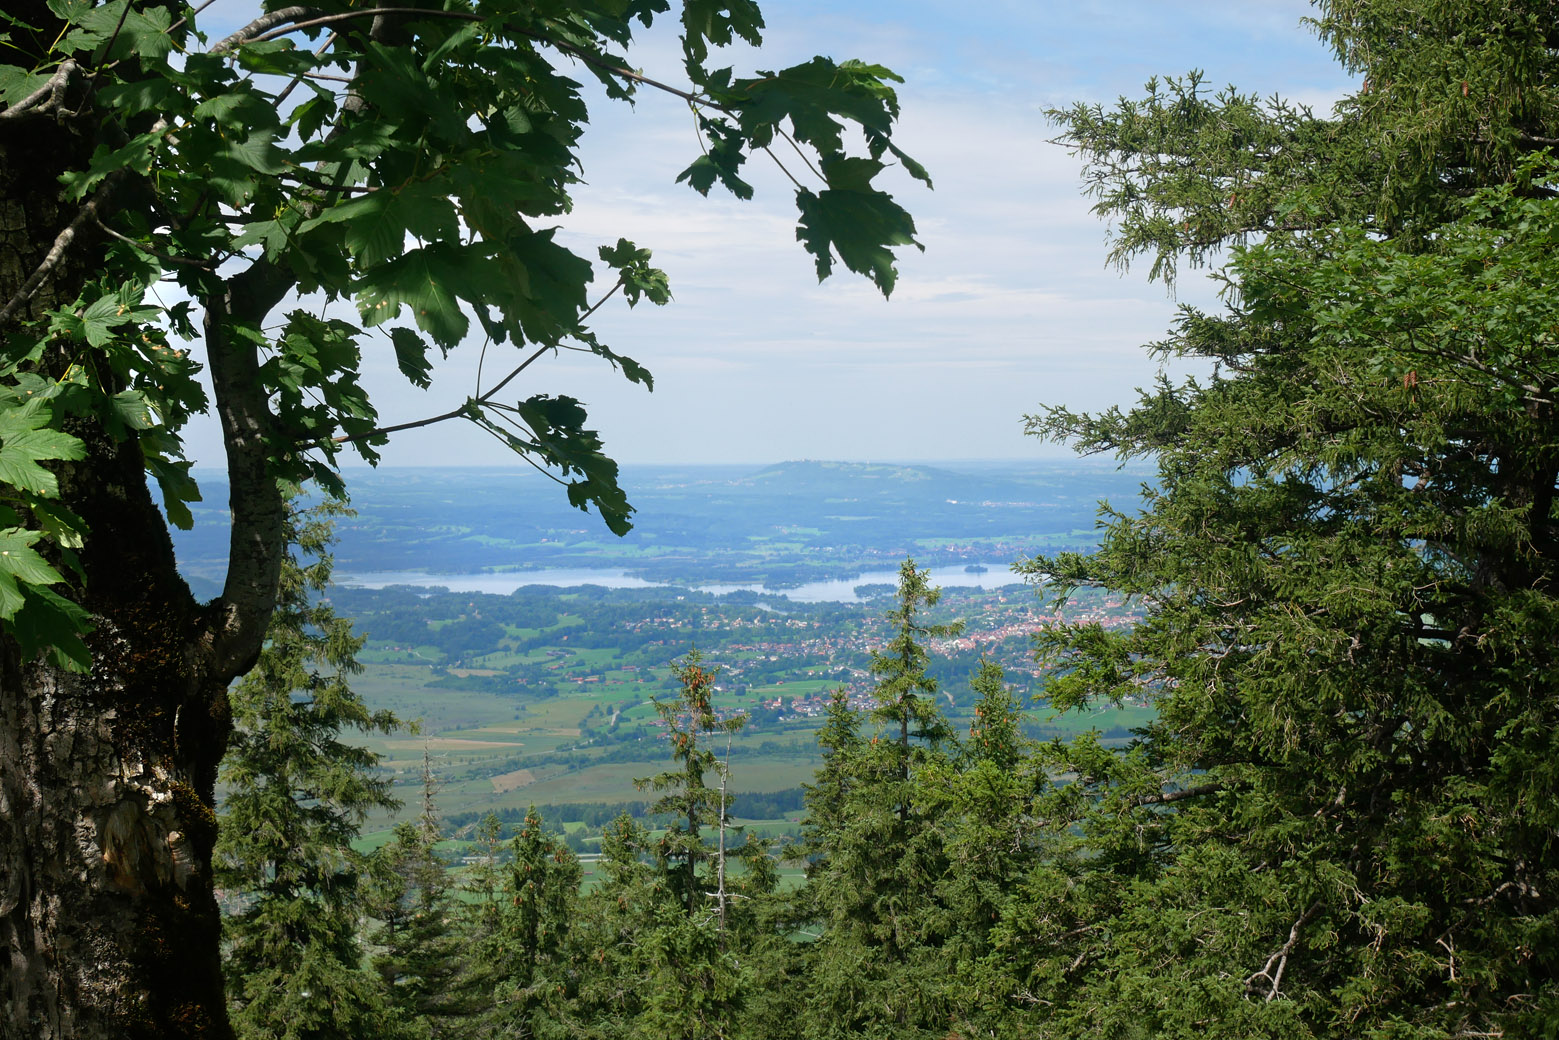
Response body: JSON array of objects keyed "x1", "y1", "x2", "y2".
[{"x1": 337, "y1": 580, "x2": 1155, "y2": 846}]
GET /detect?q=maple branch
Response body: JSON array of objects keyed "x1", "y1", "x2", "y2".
[
  {"x1": 234, "y1": 6, "x2": 735, "y2": 114},
  {"x1": 0, "y1": 59, "x2": 79, "y2": 121},
  {"x1": 330, "y1": 402, "x2": 470, "y2": 446},
  {"x1": 330, "y1": 273, "x2": 625, "y2": 449},
  {"x1": 93, "y1": 217, "x2": 217, "y2": 269},
  {"x1": 538, "y1": 34, "x2": 732, "y2": 112},
  {"x1": 330, "y1": 335, "x2": 556, "y2": 447},
  {"x1": 213, "y1": 6, "x2": 316, "y2": 53}
]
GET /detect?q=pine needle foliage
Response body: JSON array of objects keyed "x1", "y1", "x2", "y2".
[
  {"x1": 217, "y1": 497, "x2": 405, "y2": 1040},
  {"x1": 1026, "y1": 5, "x2": 1559, "y2": 1036}
]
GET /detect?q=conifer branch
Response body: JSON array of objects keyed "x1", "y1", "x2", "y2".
[{"x1": 1244, "y1": 901, "x2": 1322, "y2": 1002}]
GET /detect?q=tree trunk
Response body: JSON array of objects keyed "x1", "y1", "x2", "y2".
[
  {"x1": 0, "y1": 452, "x2": 234, "y2": 1040},
  {"x1": 0, "y1": 14, "x2": 238, "y2": 1034}
]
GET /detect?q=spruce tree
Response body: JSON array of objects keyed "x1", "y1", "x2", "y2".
[
  {"x1": 465, "y1": 808, "x2": 581, "y2": 1040},
  {"x1": 935, "y1": 660, "x2": 1046, "y2": 1036},
  {"x1": 636, "y1": 650, "x2": 747, "y2": 919},
  {"x1": 797, "y1": 561, "x2": 961, "y2": 1039},
  {"x1": 797, "y1": 689, "x2": 864, "y2": 867},
  {"x1": 628, "y1": 650, "x2": 754, "y2": 1040},
  {"x1": 217, "y1": 499, "x2": 405, "y2": 1040},
  {"x1": 567, "y1": 814, "x2": 658, "y2": 1038},
  {"x1": 365, "y1": 753, "x2": 474, "y2": 1038},
  {"x1": 1025, "y1": 4, "x2": 1559, "y2": 1036},
  {"x1": 869, "y1": 560, "x2": 963, "y2": 790}
]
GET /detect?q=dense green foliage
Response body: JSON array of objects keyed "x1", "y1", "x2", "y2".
[
  {"x1": 217, "y1": 501, "x2": 405, "y2": 1040},
  {"x1": 1019, "y1": 2, "x2": 1559, "y2": 1036}
]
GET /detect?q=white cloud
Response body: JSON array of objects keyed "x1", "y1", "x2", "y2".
[{"x1": 179, "y1": 2, "x2": 1348, "y2": 469}]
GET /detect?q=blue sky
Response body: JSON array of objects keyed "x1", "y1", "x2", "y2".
[{"x1": 185, "y1": 2, "x2": 1352, "y2": 467}]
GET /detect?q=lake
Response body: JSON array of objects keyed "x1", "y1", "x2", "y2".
[{"x1": 333, "y1": 561, "x2": 1030, "y2": 603}]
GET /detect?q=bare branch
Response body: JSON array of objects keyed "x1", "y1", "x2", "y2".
[
  {"x1": 1244, "y1": 901, "x2": 1322, "y2": 1002},
  {"x1": 247, "y1": 7, "x2": 476, "y2": 45},
  {"x1": 0, "y1": 171, "x2": 125, "y2": 325},
  {"x1": 1128, "y1": 781, "x2": 1227, "y2": 807},
  {"x1": 212, "y1": 6, "x2": 317, "y2": 53}
]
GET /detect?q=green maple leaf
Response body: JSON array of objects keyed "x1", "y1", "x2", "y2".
[{"x1": 0, "y1": 403, "x2": 86, "y2": 498}]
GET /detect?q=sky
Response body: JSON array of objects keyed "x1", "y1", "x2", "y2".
[{"x1": 186, "y1": 1, "x2": 1353, "y2": 468}]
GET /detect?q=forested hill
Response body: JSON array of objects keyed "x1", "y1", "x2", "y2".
[{"x1": 170, "y1": 460, "x2": 1150, "y2": 595}]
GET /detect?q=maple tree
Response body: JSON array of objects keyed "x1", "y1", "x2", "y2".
[{"x1": 0, "y1": 2, "x2": 925, "y2": 1036}]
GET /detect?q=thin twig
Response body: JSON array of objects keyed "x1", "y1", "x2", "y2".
[
  {"x1": 167, "y1": 0, "x2": 226, "y2": 38},
  {"x1": 779, "y1": 126, "x2": 824, "y2": 182},
  {"x1": 90, "y1": 1, "x2": 134, "y2": 74},
  {"x1": 579, "y1": 276, "x2": 624, "y2": 323},
  {"x1": 0, "y1": 172, "x2": 126, "y2": 324},
  {"x1": 94, "y1": 217, "x2": 216, "y2": 269},
  {"x1": 273, "y1": 33, "x2": 339, "y2": 109},
  {"x1": 473, "y1": 334, "x2": 493, "y2": 398},
  {"x1": 477, "y1": 343, "x2": 551, "y2": 404},
  {"x1": 761, "y1": 145, "x2": 805, "y2": 190}
]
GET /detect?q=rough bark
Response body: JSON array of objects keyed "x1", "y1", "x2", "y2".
[
  {"x1": 0, "y1": 440, "x2": 234, "y2": 1040},
  {"x1": 0, "y1": 4, "x2": 249, "y2": 1034}
]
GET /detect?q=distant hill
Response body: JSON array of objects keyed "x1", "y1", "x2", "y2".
[
  {"x1": 169, "y1": 460, "x2": 1152, "y2": 593},
  {"x1": 747, "y1": 460, "x2": 950, "y2": 485}
]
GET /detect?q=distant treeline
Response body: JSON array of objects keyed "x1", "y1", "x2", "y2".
[{"x1": 444, "y1": 787, "x2": 808, "y2": 834}]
